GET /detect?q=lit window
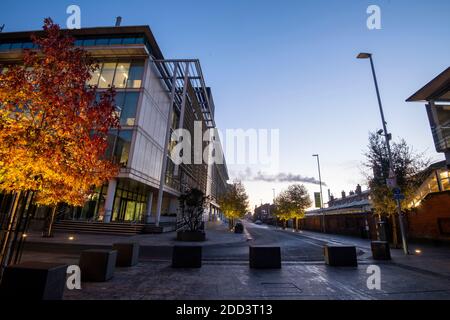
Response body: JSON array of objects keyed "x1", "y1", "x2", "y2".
[
  {"x1": 88, "y1": 63, "x2": 102, "y2": 87},
  {"x1": 98, "y1": 62, "x2": 116, "y2": 88},
  {"x1": 113, "y1": 62, "x2": 130, "y2": 88}
]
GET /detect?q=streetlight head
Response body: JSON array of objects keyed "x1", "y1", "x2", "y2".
[
  {"x1": 357, "y1": 52, "x2": 372, "y2": 59},
  {"x1": 312, "y1": 154, "x2": 318, "y2": 157}
]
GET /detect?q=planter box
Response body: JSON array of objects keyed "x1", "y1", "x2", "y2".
[
  {"x1": 172, "y1": 246, "x2": 202, "y2": 268},
  {"x1": 79, "y1": 249, "x2": 117, "y2": 282},
  {"x1": 371, "y1": 241, "x2": 391, "y2": 260},
  {"x1": 113, "y1": 242, "x2": 140, "y2": 267},
  {"x1": 0, "y1": 261, "x2": 67, "y2": 300},
  {"x1": 177, "y1": 230, "x2": 206, "y2": 242},
  {"x1": 324, "y1": 245, "x2": 357, "y2": 267},
  {"x1": 249, "y1": 246, "x2": 281, "y2": 269}
]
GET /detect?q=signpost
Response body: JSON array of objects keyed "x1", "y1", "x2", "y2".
[{"x1": 314, "y1": 192, "x2": 321, "y2": 209}]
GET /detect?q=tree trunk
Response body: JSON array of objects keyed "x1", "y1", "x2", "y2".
[
  {"x1": 0, "y1": 192, "x2": 22, "y2": 278},
  {"x1": 44, "y1": 206, "x2": 57, "y2": 238},
  {"x1": 391, "y1": 213, "x2": 399, "y2": 248},
  {"x1": 283, "y1": 220, "x2": 286, "y2": 230},
  {"x1": 295, "y1": 218, "x2": 299, "y2": 232}
]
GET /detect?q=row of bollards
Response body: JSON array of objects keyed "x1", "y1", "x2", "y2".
[{"x1": 0, "y1": 241, "x2": 391, "y2": 300}]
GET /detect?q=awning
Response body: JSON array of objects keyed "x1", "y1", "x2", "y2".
[{"x1": 407, "y1": 67, "x2": 450, "y2": 102}]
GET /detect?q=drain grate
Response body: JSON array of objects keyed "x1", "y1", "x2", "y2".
[{"x1": 260, "y1": 282, "x2": 303, "y2": 297}]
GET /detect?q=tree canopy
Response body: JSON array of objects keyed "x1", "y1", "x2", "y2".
[
  {"x1": 0, "y1": 18, "x2": 120, "y2": 207},
  {"x1": 274, "y1": 184, "x2": 312, "y2": 223},
  {"x1": 364, "y1": 132, "x2": 429, "y2": 218},
  {"x1": 218, "y1": 181, "x2": 249, "y2": 224}
]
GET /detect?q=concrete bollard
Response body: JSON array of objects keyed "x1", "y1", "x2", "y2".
[
  {"x1": 324, "y1": 244, "x2": 357, "y2": 267},
  {"x1": 79, "y1": 249, "x2": 117, "y2": 282},
  {"x1": 0, "y1": 261, "x2": 67, "y2": 300},
  {"x1": 172, "y1": 246, "x2": 202, "y2": 268},
  {"x1": 113, "y1": 242, "x2": 140, "y2": 267},
  {"x1": 249, "y1": 246, "x2": 281, "y2": 269}
]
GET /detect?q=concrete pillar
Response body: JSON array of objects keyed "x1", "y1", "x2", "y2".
[
  {"x1": 103, "y1": 179, "x2": 117, "y2": 223},
  {"x1": 145, "y1": 192, "x2": 154, "y2": 224}
]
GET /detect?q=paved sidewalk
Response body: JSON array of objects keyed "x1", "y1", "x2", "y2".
[
  {"x1": 24, "y1": 220, "x2": 248, "y2": 249},
  {"x1": 265, "y1": 224, "x2": 450, "y2": 278},
  {"x1": 61, "y1": 261, "x2": 450, "y2": 300}
]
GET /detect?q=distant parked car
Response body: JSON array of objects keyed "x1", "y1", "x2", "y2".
[
  {"x1": 234, "y1": 222, "x2": 244, "y2": 234},
  {"x1": 254, "y1": 220, "x2": 263, "y2": 225}
]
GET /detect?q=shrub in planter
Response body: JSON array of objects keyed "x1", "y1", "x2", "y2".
[{"x1": 177, "y1": 188, "x2": 208, "y2": 242}]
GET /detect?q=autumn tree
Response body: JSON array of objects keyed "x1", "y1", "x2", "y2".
[
  {"x1": 0, "y1": 18, "x2": 119, "y2": 247},
  {"x1": 364, "y1": 132, "x2": 428, "y2": 246},
  {"x1": 274, "y1": 184, "x2": 312, "y2": 231},
  {"x1": 218, "y1": 181, "x2": 249, "y2": 229}
]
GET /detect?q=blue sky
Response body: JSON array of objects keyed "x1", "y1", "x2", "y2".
[{"x1": 1, "y1": 0, "x2": 449, "y2": 208}]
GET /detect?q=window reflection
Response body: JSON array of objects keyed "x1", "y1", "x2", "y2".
[{"x1": 114, "y1": 92, "x2": 138, "y2": 126}]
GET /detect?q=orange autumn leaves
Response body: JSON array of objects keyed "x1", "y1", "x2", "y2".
[{"x1": 0, "y1": 18, "x2": 120, "y2": 206}]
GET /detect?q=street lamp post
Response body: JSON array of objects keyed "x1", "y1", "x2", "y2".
[
  {"x1": 312, "y1": 154, "x2": 325, "y2": 233},
  {"x1": 272, "y1": 188, "x2": 277, "y2": 228},
  {"x1": 357, "y1": 52, "x2": 409, "y2": 255}
]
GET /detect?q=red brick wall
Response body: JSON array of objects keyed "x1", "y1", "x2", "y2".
[
  {"x1": 406, "y1": 191, "x2": 450, "y2": 241},
  {"x1": 300, "y1": 213, "x2": 377, "y2": 239}
]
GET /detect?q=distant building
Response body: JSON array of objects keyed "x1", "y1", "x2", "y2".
[
  {"x1": 254, "y1": 203, "x2": 276, "y2": 223},
  {"x1": 303, "y1": 185, "x2": 374, "y2": 238}
]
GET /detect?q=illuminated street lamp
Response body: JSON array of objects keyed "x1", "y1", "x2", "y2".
[{"x1": 357, "y1": 52, "x2": 409, "y2": 254}]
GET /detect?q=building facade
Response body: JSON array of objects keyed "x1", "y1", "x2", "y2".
[{"x1": 0, "y1": 25, "x2": 229, "y2": 232}]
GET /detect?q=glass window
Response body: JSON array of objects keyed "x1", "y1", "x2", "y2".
[
  {"x1": 74, "y1": 40, "x2": 84, "y2": 46},
  {"x1": 22, "y1": 42, "x2": 34, "y2": 49},
  {"x1": 115, "y1": 130, "x2": 133, "y2": 167},
  {"x1": 83, "y1": 39, "x2": 95, "y2": 46},
  {"x1": 0, "y1": 43, "x2": 11, "y2": 51},
  {"x1": 95, "y1": 38, "x2": 110, "y2": 45},
  {"x1": 98, "y1": 62, "x2": 116, "y2": 88},
  {"x1": 127, "y1": 61, "x2": 144, "y2": 88},
  {"x1": 121, "y1": 93, "x2": 139, "y2": 126},
  {"x1": 113, "y1": 62, "x2": 130, "y2": 88},
  {"x1": 88, "y1": 63, "x2": 102, "y2": 87},
  {"x1": 122, "y1": 37, "x2": 137, "y2": 45},
  {"x1": 109, "y1": 38, "x2": 123, "y2": 45},
  {"x1": 10, "y1": 43, "x2": 22, "y2": 49},
  {"x1": 135, "y1": 38, "x2": 145, "y2": 44}
]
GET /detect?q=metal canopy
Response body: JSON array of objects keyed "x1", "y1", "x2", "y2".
[{"x1": 152, "y1": 59, "x2": 215, "y2": 128}]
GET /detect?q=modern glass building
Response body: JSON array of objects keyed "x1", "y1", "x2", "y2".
[{"x1": 0, "y1": 25, "x2": 229, "y2": 233}]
